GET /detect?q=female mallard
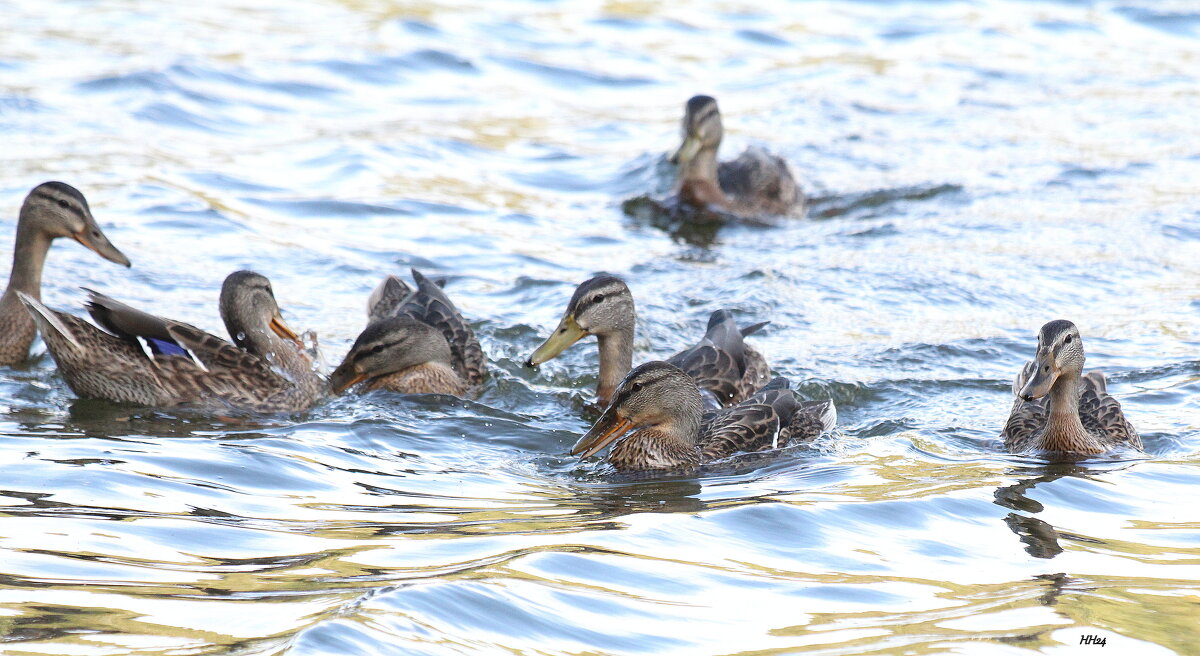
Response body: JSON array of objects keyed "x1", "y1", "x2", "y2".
[
  {"x1": 1, "y1": 181, "x2": 130, "y2": 364},
  {"x1": 18, "y1": 270, "x2": 324, "y2": 413},
  {"x1": 1002, "y1": 320, "x2": 1141, "y2": 456},
  {"x1": 526, "y1": 275, "x2": 770, "y2": 408},
  {"x1": 330, "y1": 269, "x2": 485, "y2": 396},
  {"x1": 573, "y1": 361, "x2": 835, "y2": 472},
  {"x1": 670, "y1": 95, "x2": 805, "y2": 218}
]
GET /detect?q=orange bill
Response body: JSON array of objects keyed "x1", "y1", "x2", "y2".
[{"x1": 572, "y1": 412, "x2": 634, "y2": 459}]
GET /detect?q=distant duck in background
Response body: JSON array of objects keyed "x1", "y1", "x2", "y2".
[
  {"x1": 1002, "y1": 320, "x2": 1142, "y2": 457},
  {"x1": 526, "y1": 274, "x2": 770, "y2": 408},
  {"x1": 330, "y1": 269, "x2": 486, "y2": 396},
  {"x1": 572, "y1": 361, "x2": 835, "y2": 472},
  {"x1": 1, "y1": 182, "x2": 131, "y2": 365},
  {"x1": 670, "y1": 95, "x2": 805, "y2": 219},
  {"x1": 19, "y1": 270, "x2": 325, "y2": 413}
]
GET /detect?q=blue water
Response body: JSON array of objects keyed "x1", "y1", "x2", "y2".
[{"x1": 2, "y1": 0, "x2": 1199, "y2": 654}]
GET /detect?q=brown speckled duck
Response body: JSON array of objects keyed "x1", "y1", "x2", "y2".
[
  {"x1": 1, "y1": 182, "x2": 130, "y2": 365},
  {"x1": 330, "y1": 269, "x2": 485, "y2": 396},
  {"x1": 526, "y1": 275, "x2": 770, "y2": 408},
  {"x1": 1002, "y1": 320, "x2": 1141, "y2": 456},
  {"x1": 670, "y1": 95, "x2": 805, "y2": 218},
  {"x1": 573, "y1": 361, "x2": 836, "y2": 472},
  {"x1": 19, "y1": 270, "x2": 324, "y2": 413}
]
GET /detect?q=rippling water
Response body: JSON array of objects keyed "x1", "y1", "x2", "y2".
[{"x1": 2, "y1": 0, "x2": 1200, "y2": 654}]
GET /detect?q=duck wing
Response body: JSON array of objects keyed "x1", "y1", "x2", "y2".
[
  {"x1": 698, "y1": 400, "x2": 782, "y2": 462},
  {"x1": 366, "y1": 275, "x2": 413, "y2": 324},
  {"x1": 669, "y1": 328, "x2": 742, "y2": 409},
  {"x1": 398, "y1": 269, "x2": 486, "y2": 386},
  {"x1": 717, "y1": 147, "x2": 803, "y2": 216},
  {"x1": 1078, "y1": 371, "x2": 1142, "y2": 450},
  {"x1": 1002, "y1": 360, "x2": 1048, "y2": 452},
  {"x1": 669, "y1": 310, "x2": 770, "y2": 407}
]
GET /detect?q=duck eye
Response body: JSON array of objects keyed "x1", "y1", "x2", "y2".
[
  {"x1": 57, "y1": 199, "x2": 69, "y2": 209},
  {"x1": 592, "y1": 294, "x2": 604, "y2": 304},
  {"x1": 1064, "y1": 335, "x2": 1073, "y2": 344},
  {"x1": 630, "y1": 381, "x2": 643, "y2": 392},
  {"x1": 369, "y1": 344, "x2": 386, "y2": 355}
]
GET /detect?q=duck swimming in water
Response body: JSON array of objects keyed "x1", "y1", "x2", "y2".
[
  {"x1": 1002, "y1": 320, "x2": 1141, "y2": 457},
  {"x1": 526, "y1": 275, "x2": 770, "y2": 408},
  {"x1": 1, "y1": 182, "x2": 130, "y2": 365},
  {"x1": 573, "y1": 361, "x2": 835, "y2": 472},
  {"x1": 670, "y1": 95, "x2": 805, "y2": 219},
  {"x1": 330, "y1": 269, "x2": 485, "y2": 396},
  {"x1": 19, "y1": 270, "x2": 324, "y2": 413}
]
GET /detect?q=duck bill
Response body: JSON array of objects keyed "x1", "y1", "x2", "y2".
[
  {"x1": 1018, "y1": 354, "x2": 1058, "y2": 401},
  {"x1": 572, "y1": 408, "x2": 634, "y2": 459},
  {"x1": 527, "y1": 314, "x2": 586, "y2": 366},
  {"x1": 270, "y1": 312, "x2": 305, "y2": 349},
  {"x1": 329, "y1": 363, "x2": 368, "y2": 395},
  {"x1": 74, "y1": 225, "x2": 131, "y2": 267},
  {"x1": 669, "y1": 134, "x2": 702, "y2": 166}
]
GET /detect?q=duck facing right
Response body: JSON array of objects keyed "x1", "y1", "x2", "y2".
[{"x1": 1002, "y1": 320, "x2": 1142, "y2": 457}]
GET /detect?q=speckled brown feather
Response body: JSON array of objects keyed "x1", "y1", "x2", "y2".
[
  {"x1": 366, "y1": 275, "x2": 413, "y2": 324},
  {"x1": 365, "y1": 362, "x2": 466, "y2": 396},
  {"x1": 0, "y1": 292, "x2": 37, "y2": 364},
  {"x1": 668, "y1": 343, "x2": 742, "y2": 407},
  {"x1": 397, "y1": 269, "x2": 486, "y2": 386},
  {"x1": 738, "y1": 345, "x2": 772, "y2": 403},
  {"x1": 667, "y1": 311, "x2": 769, "y2": 407},
  {"x1": 698, "y1": 401, "x2": 782, "y2": 461}
]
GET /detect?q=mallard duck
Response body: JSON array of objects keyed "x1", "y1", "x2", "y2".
[
  {"x1": 1002, "y1": 320, "x2": 1141, "y2": 456},
  {"x1": 670, "y1": 95, "x2": 805, "y2": 218},
  {"x1": 526, "y1": 275, "x2": 770, "y2": 408},
  {"x1": 18, "y1": 270, "x2": 324, "y2": 413},
  {"x1": 330, "y1": 269, "x2": 485, "y2": 395},
  {"x1": 573, "y1": 361, "x2": 836, "y2": 472},
  {"x1": 1, "y1": 182, "x2": 130, "y2": 365}
]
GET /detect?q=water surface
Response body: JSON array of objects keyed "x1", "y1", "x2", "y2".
[{"x1": 2, "y1": 0, "x2": 1199, "y2": 654}]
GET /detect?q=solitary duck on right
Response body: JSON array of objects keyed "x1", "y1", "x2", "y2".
[
  {"x1": 1002, "y1": 320, "x2": 1141, "y2": 457},
  {"x1": 670, "y1": 95, "x2": 805, "y2": 219}
]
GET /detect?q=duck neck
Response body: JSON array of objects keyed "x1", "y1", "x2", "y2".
[
  {"x1": 241, "y1": 326, "x2": 317, "y2": 385},
  {"x1": 1041, "y1": 371, "x2": 1090, "y2": 451},
  {"x1": 680, "y1": 147, "x2": 720, "y2": 185},
  {"x1": 610, "y1": 426, "x2": 703, "y2": 471},
  {"x1": 4, "y1": 212, "x2": 53, "y2": 299},
  {"x1": 595, "y1": 329, "x2": 633, "y2": 406}
]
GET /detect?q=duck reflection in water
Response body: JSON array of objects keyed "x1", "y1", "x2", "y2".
[{"x1": 992, "y1": 463, "x2": 1122, "y2": 560}]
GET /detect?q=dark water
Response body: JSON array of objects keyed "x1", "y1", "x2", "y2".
[{"x1": 2, "y1": 1, "x2": 1200, "y2": 654}]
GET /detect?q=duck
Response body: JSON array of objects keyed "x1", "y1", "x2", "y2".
[
  {"x1": 1002, "y1": 320, "x2": 1141, "y2": 456},
  {"x1": 572, "y1": 361, "x2": 836, "y2": 472},
  {"x1": 1, "y1": 181, "x2": 131, "y2": 365},
  {"x1": 526, "y1": 274, "x2": 770, "y2": 408},
  {"x1": 18, "y1": 270, "x2": 324, "y2": 413},
  {"x1": 670, "y1": 95, "x2": 805, "y2": 219},
  {"x1": 330, "y1": 269, "x2": 485, "y2": 396}
]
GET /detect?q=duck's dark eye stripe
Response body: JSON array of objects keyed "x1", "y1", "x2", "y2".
[
  {"x1": 34, "y1": 190, "x2": 86, "y2": 220},
  {"x1": 694, "y1": 107, "x2": 719, "y2": 125}
]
